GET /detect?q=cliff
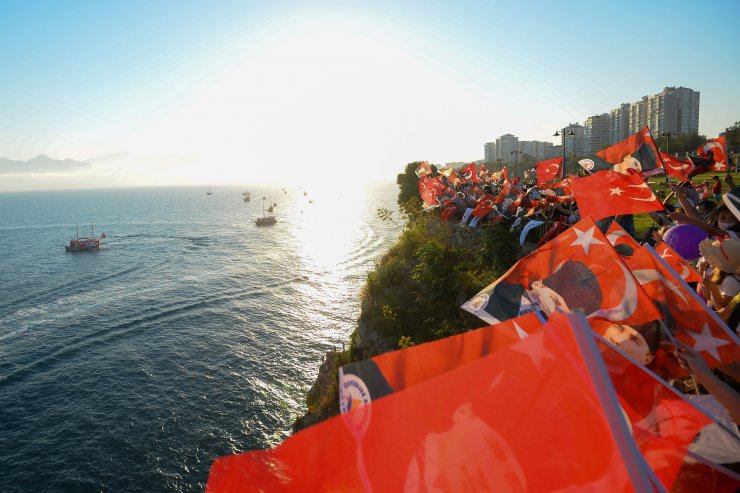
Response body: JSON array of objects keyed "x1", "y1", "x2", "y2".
[{"x1": 293, "y1": 164, "x2": 520, "y2": 432}]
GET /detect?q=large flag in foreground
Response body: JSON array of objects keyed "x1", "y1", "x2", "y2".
[
  {"x1": 655, "y1": 241, "x2": 702, "y2": 283},
  {"x1": 207, "y1": 312, "x2": 656, "y2": 492},
  {"x1": 340, "y1": 313, "x2": 545, "y2": 402},
  {"x1": 535, "y1": 156, "x2": 563, "y2": 183},
  {"x1": 570, "y1": 170, "x2": 665, "y2": 221},
  {"x1": 579, "y1": 127, "x2": 663, "y2": 177},
  {"x1": 462, "y1": 217, "x2": 662, "y2": 327}
]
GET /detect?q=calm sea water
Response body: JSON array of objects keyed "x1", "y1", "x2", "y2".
[{"x1": 0, "y1": 183, "x2": 400, "y2": 492}]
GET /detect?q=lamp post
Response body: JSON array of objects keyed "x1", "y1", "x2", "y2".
[
  {"x1": 510, "y1": 149, "x2": 522, "y2": 179},
  {"x1": 554, "y1": 127, "x2": 576, "y2": 174},
  {"x1": 495, "y1": 158, "x2": 503, "y2": 172},
  {"x1": 659, "y1": 132, "x2": 676, "y2": 155}
]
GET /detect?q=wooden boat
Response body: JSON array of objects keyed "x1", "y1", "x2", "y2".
[{"x1": 65, "y1": 222, "x2": 104, "y2": 252}]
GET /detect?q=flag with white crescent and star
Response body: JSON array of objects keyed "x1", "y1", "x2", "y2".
[
  {"x1": 471, "y1": 193, "x2": 496, "y2": 219},
  {"x1": 457, "y1": 162, "x2": 480, "y2": 184},
  {"x1": 462, "y1": 217, "x2": 662, "y2": 327},
  {"x1": 660, "y1": 152, "x2": 694, "y2": 181},
  {"x1": 696, "y1": 135, "x2": 728, "y2": 172},
  {"x1": 535, "y1": 156, "x2": 564, "y2": 183},
  {"x1": 626, "y1": 245, "x2": 740, "y2": 370},
  {"x1": 570, "y1": 170, "x2": 665, "y2": 221},
  {"x1": 654, "y1": 242, "x2": 702, "y2": 284}
]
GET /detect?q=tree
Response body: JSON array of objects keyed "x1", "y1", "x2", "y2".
[
  {"x1": 724, "y1": 121, "x2": 740, "y2": 153},
  {"x1": 396, "y1": 161, "x2": 424, "y2": 206}
]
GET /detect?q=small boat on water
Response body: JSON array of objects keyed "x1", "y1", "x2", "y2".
[
  {"x1": 206, "y1": 188, "x2": 213, "y2": 195},
  {"x1": 255, "y1": 201, "x2": 277, "y2": 226},
  {"x1": 65, "y1": 222, "x2": 105, "y2": 252},
  {"x1": 243, "y1": 191, "x2": 251, "y2": 202}
]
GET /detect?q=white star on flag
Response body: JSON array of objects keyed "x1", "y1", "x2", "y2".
[
  {"x1": 513, "y1": 322, "x2": 529, "y2": 340},
  {"x1": 609, "y1": 187, "x2": 624, "y2": 196},
  {"x1": 569, "y1": 226, "x2": 605, "y2": 254},
  {"x1": 686, "y1": 323, "x2": 731, "y2": 363},
  {"x1": 511, "y1": 332, "x2": 556, "y2": 372}
]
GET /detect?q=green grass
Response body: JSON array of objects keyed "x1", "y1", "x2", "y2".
[{"x1": 633, "y1": 172, "x2": 739, "y2": 240}]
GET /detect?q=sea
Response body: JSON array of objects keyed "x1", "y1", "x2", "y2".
[{"x1": 0, "y1": 183, "x2": 401, "y2": 492}]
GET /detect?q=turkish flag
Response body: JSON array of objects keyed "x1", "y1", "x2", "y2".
[
  {"x1": 340, "y1": 313, "x2": 545, "y2": 402},
  {"x1": 606, "y1": 220, "x2": 641, "y2": 258},
  {"x1": 592, "y1": 126, "x2": 663, "y2": 177},
  {"x1": 625, "y1": 245, "x2": 740, "y2": 368},
  {"x1": 207, "y1": 311, "x2": 656, "y2": 492},
  {"x1": 593, "y1": 333, "x2": 714, "y2": 490},
  {"x1": 571, "y1": 170, "x2": 665, "y2": 221},
  {"x1": 457, "y1": 162, "x2": 480, "y2": 184},
  {"x1": 501, "y1": 166, "x2": 509, "y2": 183},
  {"x1": 414, "y1": 161, "x2": 432, "y2": 178},
  {"x1": 462, "y1": 216, "x2": 662, "y2": 327},
  {"x1": 660, "y1": 152, "x2": 695, "y2": 180},
  {"x1": 654, "y1": 242, "x2": 702, "y2": 284},
  {"x1": 470, "y1": 193, "x2": 497, "y2": 219},
  {"x1": 697, "y1": 136, "x2": 728, "y2": 172},
  {"x1": 536, "y1": 156, "x2": 564, "y2": 183}
]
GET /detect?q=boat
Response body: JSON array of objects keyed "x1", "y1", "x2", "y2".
[
  {"x1": 243, "y1": 191, "x2": 251, "y2": 202},
  {"x1": 255, "y1": 201, "x2": 277, "y2": 226},
  {"x1": 65, "y1": 222, "x2": 105, "y2": 252},
  {"x1": 206, "y1": 188, "x2": 213, "y2": 195}
]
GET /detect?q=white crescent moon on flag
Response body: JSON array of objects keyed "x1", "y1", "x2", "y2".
[
  {"x1": 482, "y1": 199, "x2": 494, "y2": 208},
  {"x1": 589, "y1": 259, "x2": 638, "y2": 321},
  {"x1": 607, "y1": 230, "x2": 628, "y2": 245},
  {"x1": 680, "y1": 265, "x2": 690, "y2": 280},
  {"x1": 549, "y1": 163, "x2": 560, "y2": 170},
  {"x1": 703, "y1": 142, "x2": 723, "y2": 155},
  {"x1": 632, "y1": 269, "x2": 688, "y2": 305},
  {"x1": 626, "y1": 183, "x2": 658, "y2": 202}
]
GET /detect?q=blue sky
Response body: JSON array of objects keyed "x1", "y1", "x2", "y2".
[{"x1": 1, "y1": 0, "x2": 738, "y2": 189}]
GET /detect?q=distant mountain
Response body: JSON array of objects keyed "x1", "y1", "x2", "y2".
[{"x1": 0, "y1": 155, "x2": 91, "y2": 174}]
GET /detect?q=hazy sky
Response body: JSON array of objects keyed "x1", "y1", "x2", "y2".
[{"x1": 1, "y1": 0, "x2": 739, "y2": 191}]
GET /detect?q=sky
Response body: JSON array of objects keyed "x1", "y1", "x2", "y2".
[{"x1": 1, "y1": 0, "x2": 739, "y2": 191}]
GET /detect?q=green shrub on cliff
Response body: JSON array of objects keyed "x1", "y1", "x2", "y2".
[{"x1": 295, "y1": 162, "x2": 520, "y2": 432}]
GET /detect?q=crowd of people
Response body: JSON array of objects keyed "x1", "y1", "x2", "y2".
[{"x1": 422, "y1": 165, "x2": 740, "y2": 470}]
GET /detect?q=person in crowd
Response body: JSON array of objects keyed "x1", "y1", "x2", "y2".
[
  {"x1": 697, "y1": 238, "x2": 740, "y2": 311},
  {"x1": 712, "y1": 175, "x2": 723, "y2": 199}
]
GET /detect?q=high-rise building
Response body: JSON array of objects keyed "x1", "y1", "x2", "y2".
[
  {"x1": 665, "y1": 86, "x2": 700, "y2": 135},
  {"x1": 496, "y1": 134, "x2": 520, "y2": 164},
  {"x1": 628, "y1": 97, "x2": 648, "y2": 134},
  {"x1": 519, "y1": 140, "x2": 552, "y2": 160},
  {"x1": 558, "y1": 123, "x2": 585, "y2": 157},
  {"x1": 584, "y1": 114, "x2": 612, "y2": 153},
  {"x1": 609, "y1": 103, "x2": 630, "y2": 143},
  {"x1": 484, "y1": 142, "x2": 497, "y2": 164}
]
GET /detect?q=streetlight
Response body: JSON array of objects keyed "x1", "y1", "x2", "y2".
[
  {"x1": 554, "y1": 127, "x2": 576, "y2": 174},
  {"x1": 659, "y1": 132, "x2": 676, "y2": 155},
  {"x1": 510, "y1": 149, "x2": 522, "y2": 179},
  {"x1": 495, "y1": 158, "x2": 503, "y2": 171}
]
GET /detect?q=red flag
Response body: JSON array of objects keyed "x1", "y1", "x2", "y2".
[
  {"x1": 660, "y1": 152, "x2": 694, "y2": 180},
  {"x1": 626, "y1": 245, "x2": 740, "y2": 368},
  {"x1": 457, "y1": 162, "x2": 480, "y2": 184},
  {"x1": 414, "y1": 161, "x2": 432, "y2": 178},
  {"x1": 571, "y1": 170, "x2": 665, "y2": 221},
  {"x1": 536, "y1": 156, "x2": 564, "y2": 183},
  {"x1": 594, "y1": 126, "x2": 663, "y2": 176},
  {"x1": 470, "y1": 193, "x2": 496, "y2": 219},
  {"x1": 462, "y1": 216, "x2": 662, "y2": 327},
  {"x1": 698, "y1": 136, "x2": 728, "y2": 172},
  {"x1": 605, "y1": 220, "x2": 641, "y2": 257},
  {"x1": 439, "y1": 204, "x2": 458, "y2": 222},
  {"x1": 501, "y1": 166, "x2": 509, "y2": 183},
  {"x1": 341, "y1": 313, "x2": 545, "y2": 400},
  {"x1": 593, "y1": 333, "x2": 716, "y2": 490},
  {"x1": 207, "y1": 311, "x2": 655, "y2": 492},
  {"x1": 655, "y1": 242, "x2": 702, "y2": 284}
]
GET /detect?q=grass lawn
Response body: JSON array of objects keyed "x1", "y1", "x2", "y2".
[{"x1": 632, "y1": 171, "x2": 739, "y2": 240}]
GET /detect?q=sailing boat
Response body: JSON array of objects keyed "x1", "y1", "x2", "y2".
[
  {"x1": 65, "y1": 222, "x2": 105, "y2": 252},
  {"x1": 255, "y1": 199, "x2": 277, "y2": 226},
  {"x1": 206, "y1": 188, "x2": 213, "y2": 195}
]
